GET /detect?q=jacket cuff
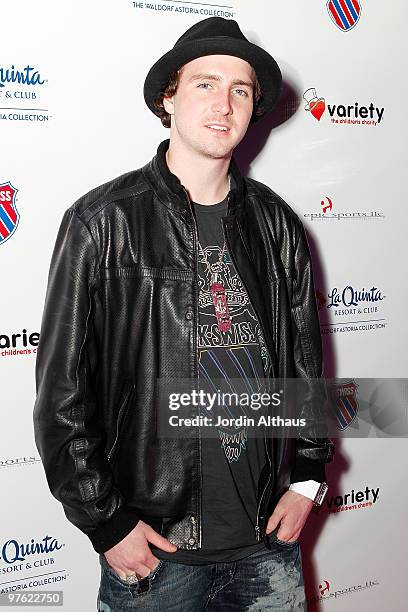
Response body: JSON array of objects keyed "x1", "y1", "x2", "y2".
[
  {"x1": 87, "y1": 506, "x2": 141, "y2": 553},
  {"x1": 290, "y1": 458, "x2": 327, "y2": 484}
]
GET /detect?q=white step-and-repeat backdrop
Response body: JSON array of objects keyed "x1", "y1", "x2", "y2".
[{"x1": 1, "y1": 1, "x2": 407, "y2": 610}]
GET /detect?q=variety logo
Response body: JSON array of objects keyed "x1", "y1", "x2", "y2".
[
  {"x1": 0, "y1": 183, "x2": 19, "y2": 245},
  {"x1": 303, "y1": 87, "x2": 384, "y2": 126},
  {"x1": 0, "y1": 64, "x2": 50, "y2": 123},
  {"x1": 327, "y1": 0, "x2": 362, "y2": 32},
  {"x1": 328, "y1": 380, "x2": 359, "y2": 429},
  {"x1": 325, "y1": 485, "x2": 380, "y2": 512},
  {"x1": 0, "y1": 328, "x2": 39, "y2": 357},
  {"x1": 303, "y1": 196, "x2": 385, "y2": 222},
  {"x1": 318, "y1": 284, "x2": 387, "y2": 334},
  {"x1": 304, "y1": 88, "x2": 326, "y2": 121}
]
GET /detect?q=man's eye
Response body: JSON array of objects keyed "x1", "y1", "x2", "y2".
[
  {"x1": 235, "y1": 89, "x2": 248, "y2": 97},
  {"x1": 197, "y1": 83, "x2": 211, "y2": 89}
]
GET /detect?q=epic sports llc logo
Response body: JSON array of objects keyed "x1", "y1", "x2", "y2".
[
  {"x1": 327, "y1": 0, "x2": 361, "y2": 32},
  {"x1": 303, "y1": 195, "x2": 384, "y2": 222},
  {"x1": 307, "y1": 577, "x2": 379, "y2": 605},
  {"x1": 303, "y1": 88, "x2": 384, "y2": 127},
  {"x1": 0, "y1": 183, "x2": 19, "y2": 246}
]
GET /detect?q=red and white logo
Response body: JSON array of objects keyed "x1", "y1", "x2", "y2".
[
  {"x1": 0, "y1": 182, "x2": 19, "y2": 245},
  {"x1": 303, "y1": 88, "x2": 326, "y2": 121}
]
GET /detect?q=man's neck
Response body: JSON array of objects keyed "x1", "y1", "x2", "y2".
[{"x1": 165, "y1": 142, "x2": 231, "y2": 205}]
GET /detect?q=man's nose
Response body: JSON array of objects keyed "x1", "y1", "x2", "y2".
[{"x1": 211, "y1": 90, "x2": 233, "y2": 115}]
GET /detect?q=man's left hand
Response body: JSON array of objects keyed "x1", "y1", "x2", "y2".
[{"x1": 266, "y1": 490, "x2": 314, "y2": 543}]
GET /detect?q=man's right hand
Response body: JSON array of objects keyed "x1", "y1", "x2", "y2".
[{"x1": 103, "y1": 520, "x2": 177, "y2": 580}]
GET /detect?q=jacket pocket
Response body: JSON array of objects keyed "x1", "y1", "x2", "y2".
[
  {"x1": 107, "y1": 381, "x2": 135, "y2": 464},
  {"x1": 102, "y1": 265, "x2": 193, "y2": 282}
]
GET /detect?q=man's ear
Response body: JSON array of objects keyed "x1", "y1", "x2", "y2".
[{"x1": 162, "y1": 95, "x2": 174, "y2": 116}]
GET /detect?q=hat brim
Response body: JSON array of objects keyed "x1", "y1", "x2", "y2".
[{"x1": 143, "y1": 37, "x2": 282, "y2": 124}]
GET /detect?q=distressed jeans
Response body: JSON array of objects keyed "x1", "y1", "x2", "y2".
[{"x1": 97, "y1": 538, "x2": 306, "y2": 611}]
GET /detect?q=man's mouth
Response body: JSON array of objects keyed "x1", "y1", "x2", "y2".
[{"x1": 205, "y1": 124, "x2": 231, "y2": 133}]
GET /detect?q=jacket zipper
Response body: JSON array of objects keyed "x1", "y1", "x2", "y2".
[
  {"x1": 182, "y1": 186, "x2": 202, "y2": 548},
  {"x1": 255, "y1": 433, "x2": 273, "y2": 541},
  {"x1": 184, "y1": 187, "x2": 274, "y2": 545},
  {"x1": 222, "y1": 218, "x2": 274, "y2": 542},
  {"x1": 107, "y1": 384, "x2": 134, "y2": 463}
]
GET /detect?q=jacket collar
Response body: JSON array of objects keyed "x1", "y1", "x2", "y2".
[{"x1": 142, "y1": 138, "x2": 245, "y2": 215}]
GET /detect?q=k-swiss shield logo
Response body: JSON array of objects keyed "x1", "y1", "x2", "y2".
[
  {"x1": 0, "y1": 182, "x2": 19, "y2": 245},
  {"x1": 327, "y1": 0, "x2": 362, "y2": 32},
  {"x1": 329, "y1": 380, "x2": 359, "y2": 430}
]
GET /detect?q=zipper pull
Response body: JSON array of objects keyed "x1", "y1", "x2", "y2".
[{"x1": 255, "y1": 524, "x2": 261, "y2": 542}]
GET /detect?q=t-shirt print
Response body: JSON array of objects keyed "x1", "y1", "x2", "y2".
[{"x1": 197, "y1": 243, "x2": 271, "y2": 463}]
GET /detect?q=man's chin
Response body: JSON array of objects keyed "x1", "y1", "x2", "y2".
[{"x1": 199, "y1": 141, "x2": 236, "y2": 160}]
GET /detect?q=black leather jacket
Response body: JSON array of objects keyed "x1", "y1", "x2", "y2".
[{"x1": 33, "y1": 139, "x2": 334, "y2": 554}]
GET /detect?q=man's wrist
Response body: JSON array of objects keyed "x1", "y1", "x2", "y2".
[
  {"x1": 87, "y1": 506, "x2": 140, "y2": 553},
  {"x1": 289, "y1": 480, "x2": 328, "y2": 505}
]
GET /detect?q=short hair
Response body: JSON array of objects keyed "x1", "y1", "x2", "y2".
[{"x1": 152, "y1": 65, "x2": 264, "y2": 128}]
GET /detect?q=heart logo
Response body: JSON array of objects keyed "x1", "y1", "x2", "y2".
[{"x1": 310, "y1": 99, "x2": 326, "y2": 121}]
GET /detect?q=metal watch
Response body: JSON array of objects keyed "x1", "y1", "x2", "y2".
[{"x1": 313, "y1": 482, "x2": 328, "y2": 506}]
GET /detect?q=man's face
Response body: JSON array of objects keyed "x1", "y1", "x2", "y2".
[{"x1": 163, "y1": 54, "x2": 255, "y2": 160}]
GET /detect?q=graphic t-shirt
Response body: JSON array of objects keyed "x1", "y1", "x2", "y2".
[{"x1": 153, "y1": 181, "x2": 272, "y2": 564}]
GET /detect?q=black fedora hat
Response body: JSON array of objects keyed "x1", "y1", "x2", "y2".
[{"x1": 143, "y1": 17, "x2": 282, "y2": 124}]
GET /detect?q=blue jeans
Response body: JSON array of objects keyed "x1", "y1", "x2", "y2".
[{"x1": 97, "y1": 539, "x2": 305, "y2": 611}]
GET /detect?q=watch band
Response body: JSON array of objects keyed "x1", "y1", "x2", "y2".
[{"x1": 313, "y1": 482, "x2": 328, "y2": 506}]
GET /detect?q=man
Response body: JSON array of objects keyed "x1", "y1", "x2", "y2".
[{"x1": 33, "y1": 17, "x2": 334, "y2": 611}]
